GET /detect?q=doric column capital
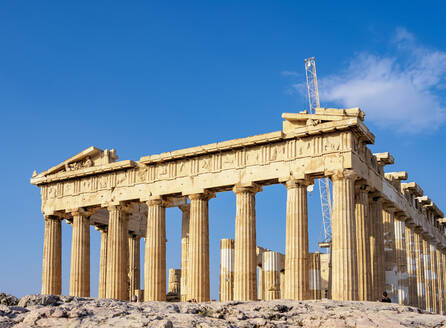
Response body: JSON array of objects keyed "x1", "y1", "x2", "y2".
[
  {"x1": 368, "y1": 192, "x2": 385, "y2": 203},
  {"x1": 394, "y1": 211, "x2": 408, "y2": 222},
  {"x1": 106, "y1": 203, "x2": 134, "y2": 214},
  {"x1": 354, "y1": 179, "x2": 371, "y2": 193},
  {"x1": 284, "y1": 178, "x2": 311, "y2": 190},
  {"x1": 145, "y1": 198, "x2": 167, "y2": 207},
  {"x1": 422, "y1": 232, "x2": 434, "y2": 241},
  {"x1": 331, "y1": 169, "x2": 358, "y2": 181},
  {"x1": 405, "y1": 219, "x2": 416, "y2": 228},
  {"x1": 233, "y1": 184, "x2": 261, "y2": 195},
  {"x1": 67, "y1": 207, "x2": 95, "y2": 217},
  {"x1": 44, "y1": 214, "x2": 62, "y2": 222},
  {"x1": 179, "y1": 204, "x2": 190, "y2": 213},
  {"x1": 414, "y1": 226, "x2": 424, "y2": 234},
  {"x1": 188, "y1": 191, "x2": 216, "y2": 201},
  {"x1": 95, "y1": 224, "x2": 108, "y2": 233}
]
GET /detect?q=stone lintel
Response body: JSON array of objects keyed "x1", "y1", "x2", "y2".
[
  {"x1": 394, "y1": 211, "x2": 408, "y2": 221},
  {"x1": 422, "y1": 232, "x2": 434, "y2": 241},
  {"x1": 417, "y1": 196, "x2": 431, "y2": 206},
  {"x1": 384, "y1": 171, "x2": 408, "y2": 181},
  {"x1": 233, "y1": 183, "x2": 262, "y2": 194},
  {"x1": 425, "y1": 202, "x2": 444, "y2": 218},
  {"x1": 405, "y1": 219, "x2": 416, "y2": 227},
  {"x1": 437, "y1": 218, "x2": 446, "y2": 224},
  {"x1": 374, "y1": 152, "x2": 394, "y2": 166},
  {"x1": 187, "y1": 191, "x2": 216, "y2": 201},
  {"x1": 401, "y1": 182, "x2": 424, "y2": 197}
]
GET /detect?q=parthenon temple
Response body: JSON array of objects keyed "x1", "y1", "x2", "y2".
[{"x1": 31, "y1": 108, "x2": 446, "y2": 313}]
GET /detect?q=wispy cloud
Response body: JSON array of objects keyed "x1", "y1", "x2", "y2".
[
  {"x1": 291, "y1": 28, "x2": 446, "y2": 133},
  {"x1": 281, "y1": 70, "x2": 299, "y2": 77}
]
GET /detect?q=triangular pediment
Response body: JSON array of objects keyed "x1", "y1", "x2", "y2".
[{"x1": 32, "y1": 146, "x2": 118, "y2": 180}]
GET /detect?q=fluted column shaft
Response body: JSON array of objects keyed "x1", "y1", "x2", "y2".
[
  {"x1": 355, "y1": 184, "x2": 371, "y2": 301},
  {"x1": 187, "y1": 193, "x2": 211, "y2": 302},
  {"x1": 442, "y1": 252, "x2": 446, "y2": 314},
  {"x1": 180, "y1": 205, "x2": 190, "y2": 302},
  {"x1": 309, "y1": 252, "x2": 322, "y2": 300},
  {"x1": 284, "y1": 179, "x2": 309, "y2": 300},
  {"x1": 234, "y1": 186, "x2": 258, "y2": 301},
  {"x1": 414, "y1": 230, "x2": 426, "y2": 309},
  {"x1": 98, "y1": 227, "x2": 108, "y2": 298},
  {"x1": 394, "y1": 218, "x2": 409, "y2": 305},
  {"x1": 168, "y1": 269, "x2": 181, "y2": 295},
  {"x1": 430, "y1": 244, "x2": 438, "y2": 313},
  {"x1": 369, "y1": 197, "x2": 385, "y2": 301},
  {"x1": 41, "y1": 215, "x2": 62, "y2": 295},
  {"x1": 331, "y1": 170, "x2": 358, "y2": 301},
  {"x1": 144, "y1": 199, "x2": 166, "y2": 301},
  {"x1": 423, "y1": 238, "x2": 433, "y2": 312},
  {"x1": 128, "y1": 234, "x2": 141, "y2": 300},
  {"x1": 106, "y1": 205, "x2": 129, "y2": 300},
  {"x1": 258, "y1": 266, "x2": 264, "y2": 300},
  {"x1": 438, "y1": 249, "x2": 445, "y2": 314},
  {"x1": 382, "y1": 209, "x2": 397, "y2": 302},
  {"x1": 263, "y1": 251, "x2": 281, "y2": 300},
  {"x1": 280, "y1": 271, "x2": 285, "y2": 299},
  {"x1": 219, "y1": 239, "x2": 234, "y2": 301},
  {"x1": 405, "y1": 224, "x2": 418, "y2": 307},
  {"x1": 69, "y1": 213, "x2": 90, "y2": 297}
]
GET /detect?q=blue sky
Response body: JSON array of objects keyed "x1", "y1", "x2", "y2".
[{"x1": 1, "y1": 1, "x2": 445, "y2": 300}]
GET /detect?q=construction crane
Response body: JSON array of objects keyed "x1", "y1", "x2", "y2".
[{"x1": 304, "y1": 57, "x2": 333, "y2": 249}]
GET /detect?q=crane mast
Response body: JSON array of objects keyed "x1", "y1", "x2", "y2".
[{"x1": 304, "y1": 57, "x2": 333, "y2": 248}]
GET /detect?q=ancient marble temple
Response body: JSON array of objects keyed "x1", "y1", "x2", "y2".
[{"x1": 31, "y1": 108, "x2": 446, "y2": 313}]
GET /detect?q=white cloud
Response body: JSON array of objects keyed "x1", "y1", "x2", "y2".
[
  {"x1": 281, "y1": 70, "x2": 299, "y2": 77},
  {"x1": 295, "y1": 28, "x2": 446, "y2": 133}
]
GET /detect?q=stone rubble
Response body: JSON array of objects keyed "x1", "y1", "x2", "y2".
[
  {"x1": 0, "y1": 294, "x2": 445, "y2": 328},
  {"x1": 0, "y1": 294, "x2": 19, "y2": 307}
]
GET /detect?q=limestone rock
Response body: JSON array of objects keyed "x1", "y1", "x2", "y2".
[
  {"x1": 0, "y1": 293, "x2": 19, "y2": 306},
  {"x1": 0, "y1": 296, "x2": 445, "y2": 328}
]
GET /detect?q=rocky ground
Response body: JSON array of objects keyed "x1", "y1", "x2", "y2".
[{"x1": 0, "y1": 293, "x2": 445, "y2": 328}]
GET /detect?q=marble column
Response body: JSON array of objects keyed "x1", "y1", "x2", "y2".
[
  {"x1": 405, "y1": 223, "x2": 418, "y2": 307},
  {"x1": 168, "y1": 269, "x2": 181, "y2": 296},
  {"x1": 394, "y1": 217, "x2": 409, "y2": 305},
  {"x1": 369, "y1": 196, "x2": 385, "y2": 301},
  {"x1": 382, "y1": 208, "x2": 397, "y2": 302},
  {"x1": 429, "y1": 244, "x2": 438, "y2": 313},
  {"x1": 414, "y1": 229, "x2": 426, "y2": 309},
  {"x1": 41, "y1": 215, "x2": 62, "y2": 295},
  {"x1": 187, "y1": 193, "x2": 212, "y2": 302},
  {"x1": 280, "y1": 271, "x2": 285, "y2": 299},
  {"x1": 144, "y1": 199, "x2": 166, "y2": 301},
  {"x1": 258, "y1": 266, "x2": 264, "y2": 300},
  {"x1": 179, "y1": 205, "x2": 190, "y2": 302},
  {"x1": 106, "y1": 205, "x2": 129, "y2": 300},
  {"x1": 97, "y1": 226, "x2": 108, "y2": 298},
  {"x1": 437, "y1": 248, "x2": 445, "y2": 314},
  {"x1": 423, "y1": 238, "x2": 433, "y2": 312},
  {"x1": 442, "y1": 252, "x2": 446, "y2": 314},
  {"x1": 219, "y1": 238, "x2": 234, "y2": 301},
  {"x1": 69, "y1": 211, "x2": 90, "y2": 297},
  {"x1": 263, "y1": 251, "x2": 280, "y2": 300},
  {"x1": 284, "y1": 179, "x2": 309, "y2": 300},
  {"x1": 128, "y1": 234, "x2": 141, "y2": 300},
  {"x1": 309, "y1": 252, "x2": 322, "y2": 300},
  {"x1": 355, "y1": 183, "x2": 371, "y2": 301},
  {"x1": 233, "y1": 185, "x2": 258, "y2": 301},
  {"x1": 331, "y1": 170, "x2": 358, "y2": 301}
]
